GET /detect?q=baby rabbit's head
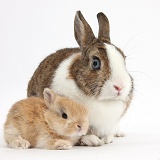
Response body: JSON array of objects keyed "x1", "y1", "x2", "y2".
[{"x1": 43, "y1": 88, "x2": 89, "y2": 137}]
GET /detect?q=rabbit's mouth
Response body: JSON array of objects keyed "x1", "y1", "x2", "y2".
[
  {"x1": 70, "y1": 131, "x2": 86, "y2": 137},
  {"x1": 97, "y1": 85, "x2": 130, "y2": 101},
  {"x1": 114, "y1": 94, "x2": 121, "y2": 99}
]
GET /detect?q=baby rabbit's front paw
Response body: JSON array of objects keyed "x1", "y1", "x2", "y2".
[
  {"x1": 53, "y1": 140, "x2": 72, "y2": 150},
  {"x1": 9, "y1": 137, "x2": 30, "y2": 149},
  {"x1": 80, "y1": 135, "x2": 103, "y2": 146}
]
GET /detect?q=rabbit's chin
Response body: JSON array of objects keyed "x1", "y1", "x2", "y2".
[
  {"x1": 97, "y1": 90, "x2": 129, "y2": 101},
  {"x1": 97, "y1": 95, "x2": 125, "y2": 102}
]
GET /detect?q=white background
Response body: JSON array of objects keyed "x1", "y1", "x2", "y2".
[{"x1": 0, "y1": 0, "x2": 160, "y2": 160}]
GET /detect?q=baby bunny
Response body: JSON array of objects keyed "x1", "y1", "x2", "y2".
[
  {"x1": 27, "y1": 11, "x2": 134, "y2": 146},
  {"x1": 4, "y1": 88, "x2": 89, "y2": 149}
]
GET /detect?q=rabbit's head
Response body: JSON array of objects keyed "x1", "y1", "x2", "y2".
[
  {"x1": 43, "y1": 88, "x2": 89, "y2": 137},
  {"x1": 70, "y1": 11, "x2": 133, "y2": 101}
]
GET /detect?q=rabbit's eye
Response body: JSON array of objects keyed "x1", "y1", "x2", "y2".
[
  {"x1": 62, "y1": 113, "x2": 68, "y2": 119},
  {"x1": 92, "y1": 57, "x2": 101, "y2": 70}
]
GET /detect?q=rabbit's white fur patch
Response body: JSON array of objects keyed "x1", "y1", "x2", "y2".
[{"x1": 98, "y1": 44, "x2": 132, "y2": 101}]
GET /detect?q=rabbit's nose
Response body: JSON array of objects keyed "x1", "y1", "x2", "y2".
[{"x1": 114, "y1": 85, "x2": 122, "y2": 91}]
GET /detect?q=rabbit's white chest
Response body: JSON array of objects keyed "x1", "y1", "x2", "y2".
[{"x1": 87, "y1": 100, "x2": 125, "y2": 137}]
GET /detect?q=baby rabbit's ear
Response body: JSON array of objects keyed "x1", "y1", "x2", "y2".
[
  {"x1": 74, "y1": 11, "x2": 95, "y2": 49},
  {"x1": 43, "y1": 88, "x2": 57, "y2": 109},
  {"x1": 97, "y1": 12, "x2": 110, "y2": 42}
]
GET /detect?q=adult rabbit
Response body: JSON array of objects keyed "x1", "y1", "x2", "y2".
[{"x1": 27, "y1": 11, "x2": 133, "y2": 146}]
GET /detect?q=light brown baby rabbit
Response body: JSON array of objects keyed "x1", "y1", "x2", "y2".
[{"x1": 4, "y1": 88, "x2": 89, "y2": 150}]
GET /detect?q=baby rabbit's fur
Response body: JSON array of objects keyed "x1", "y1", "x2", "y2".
[{"x1": 4, "y1": 88, "x2": 88, "y2": 149}]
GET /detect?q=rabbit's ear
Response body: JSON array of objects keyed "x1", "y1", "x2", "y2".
[
  {"x1": 74, "y1": 11, "x2": 95, "y2": 48},
  {"x1": 43, "y1": 88, "x2": 57, "y2": 109},
  {"x1": 97, "y1": 12, "x2": 110, "y2": 42}
]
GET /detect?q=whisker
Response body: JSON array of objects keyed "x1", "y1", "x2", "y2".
[
  {"x1": 126, "y1": 57, "x2": 137, "y2": 61},
  {"x1": 125, "y1": 45, "x2": 137, "y2": 56},
  {"x1": 123, "y1": 33, "x2": 141, "y2": 52},
  {"x1": 129, "y1": 70, "x2": 152, "y2": 81},
  {"x1": 126, "y1": 52, "x2": 144, "y2": 58}
]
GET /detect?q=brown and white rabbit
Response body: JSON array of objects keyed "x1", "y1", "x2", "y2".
[
  {"x1": 27, "y1": 11, "x2": 134, "y2": 146},
  {"x1": 4, "y1": 88, "x2": 89, "y2": 149}
]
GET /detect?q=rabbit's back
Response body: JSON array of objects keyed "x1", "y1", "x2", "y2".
[{"x1": 27, "y1": 48, "x2": 80, "y2": 97}]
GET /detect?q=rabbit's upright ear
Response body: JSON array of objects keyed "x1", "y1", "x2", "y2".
[
  {"x1": 74, "y1": 11, "x2": 96, "y2": 49},
  {"x1": 97, "y1": 12, "x2": 110, "y2": 42}
]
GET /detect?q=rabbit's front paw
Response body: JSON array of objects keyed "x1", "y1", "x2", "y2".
[
  {"x1": 114, "y1": 131, "x2": 126, "y2": 137},
  {"x1": 101, "y1": 134, "x2": 114, "y2": 144},
  {"x1": 53, "y1": 140, "x2": 72, "y2": 150},
  {"x1": 9, "y1": 137, "x2": 30, "y2": 149}
]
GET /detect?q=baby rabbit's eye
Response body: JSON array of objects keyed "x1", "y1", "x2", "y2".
[
  {"x1": 92, "y1": 57, "x2": 101, "y2": 70},
  {"x1": 62, "y1": 113, "x2": 68, "y2": 119}
]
